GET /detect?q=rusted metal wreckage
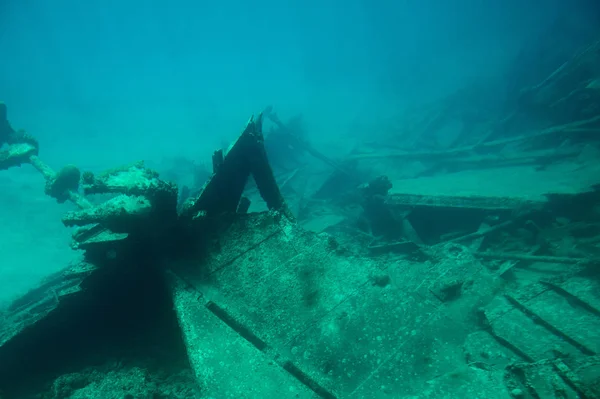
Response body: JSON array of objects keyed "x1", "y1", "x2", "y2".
[{"x1": 1, "y1": 101, "x2": 600, "y2": 399}]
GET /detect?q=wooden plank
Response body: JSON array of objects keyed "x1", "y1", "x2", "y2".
[{"x1": 167, "y1": 271, "x2": 319, "y2": 399}]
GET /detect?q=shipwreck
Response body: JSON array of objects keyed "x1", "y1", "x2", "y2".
[{"x1": 1, "y1": 34, "x2": 600, "y2": 399}]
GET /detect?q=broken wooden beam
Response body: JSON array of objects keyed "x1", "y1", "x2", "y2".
[
  {"x1": 386, "y1": 192, "x2": 541, "y2": 211},
  {"x1": 474, "y1": 252, "x2": 599, "y2": 265},
  {"x1": 348, "y1": 115, "x2": 600, "y2": 162},
  {"x1": 182, "y1": 114, "x2": 294, "y2": 221},
  {"x1": 263, "y1": 107, "x2": 356, "y2": 179},
  {"x1": 442, "y1": 219, "x2": 518, "y2": 244}
]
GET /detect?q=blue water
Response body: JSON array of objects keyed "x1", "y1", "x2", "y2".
[
  {"x1": 0, "y1": 0, "x2": 567, "y2": 300},
  {"x1": 1, "y1": 1, "x2": 568, "y2": 166},
  {"x1": 1, "y1": 1, "x2": 600, "y2": 397}
]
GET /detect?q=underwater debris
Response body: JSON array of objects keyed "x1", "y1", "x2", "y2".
[
  {"x1": 180, "y1": 113, "x2": 294, "y2": 223},
  {"x1": 0, "y1": 104, "x2": 92, "y2": 209},
  {"x1": 0, "y1": 106, "x2": 302, "y2": 398},
  {"x1": 63, "y1": 161, "x2": 179, "y2": 239},
  {"x1": 263, "y1": 105, "x2": 353, "y2": 177},
  {"x1": 0, "y1": 105, "x2": 36, "y2": 169}
]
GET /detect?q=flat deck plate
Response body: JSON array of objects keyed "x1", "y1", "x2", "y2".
[{"x1": 390, "y1": 161, "x2": 600, "y2": 203}]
